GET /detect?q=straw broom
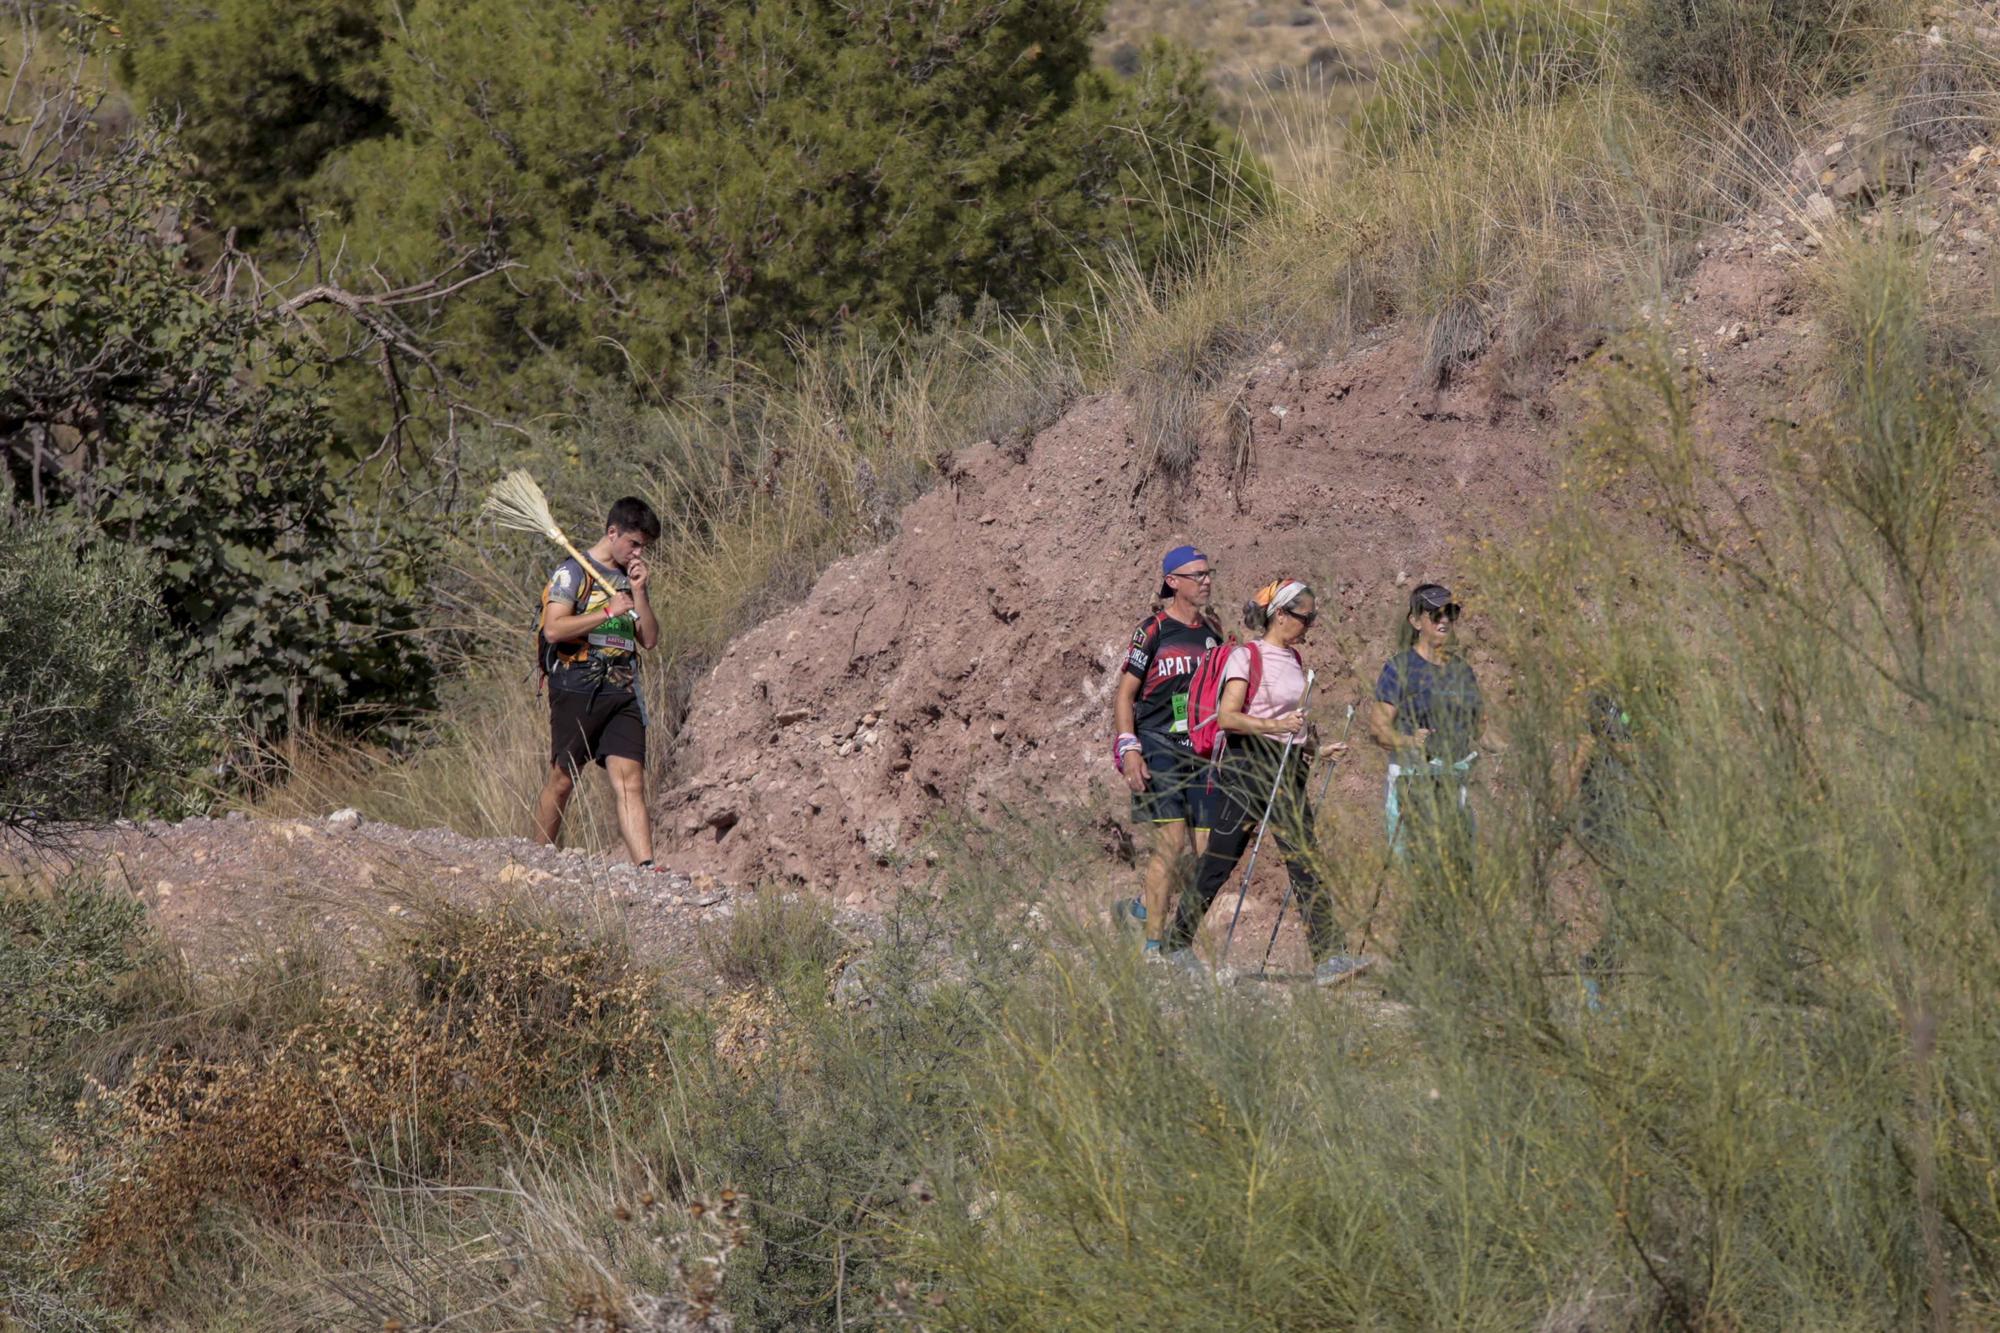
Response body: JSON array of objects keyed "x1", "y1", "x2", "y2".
[{"x1": 483, "y1": 469, "x2": 600, "y2": 574}]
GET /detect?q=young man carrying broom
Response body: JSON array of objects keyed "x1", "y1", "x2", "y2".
[{"x1": 531, "y1": 496, "x2": 663, "y2": 866}]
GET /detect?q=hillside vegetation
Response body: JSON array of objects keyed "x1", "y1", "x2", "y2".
[{"x1": 8, "y1": 0, "x2": 2000, "y2": 1327}]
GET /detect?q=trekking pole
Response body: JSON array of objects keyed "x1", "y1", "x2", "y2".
[
  {"x1": 1219, "y1": 670, "x2": 1316, "y2": 970},
  {"x1": 1260, "y1": 701, "x2": 1357, "y2": 975}
]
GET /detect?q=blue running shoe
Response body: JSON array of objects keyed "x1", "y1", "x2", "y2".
[{"x1": 1313, "y1": 955, "x2": 1377, "y2": 987}]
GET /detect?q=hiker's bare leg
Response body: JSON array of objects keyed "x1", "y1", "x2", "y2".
[
  {"x1": 606, "y1": 755, "x2": 653, "y2": 864},
  {"x1": 1143, "y1": 822, "x2": 1202, "y2": 943},
  {"x1": 534, "y1": 763, "x2": 576, "y2": 846}
]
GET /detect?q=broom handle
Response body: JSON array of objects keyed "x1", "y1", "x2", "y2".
[{"x1": 545, "y1": 531, "x2": 627, "y2": 601}]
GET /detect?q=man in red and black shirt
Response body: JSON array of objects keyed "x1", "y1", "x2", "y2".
[{"x1": 1111, "y1": 544, "x2": 1221, "y2": 953}]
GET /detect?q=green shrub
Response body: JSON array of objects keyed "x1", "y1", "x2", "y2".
[
  {"x1": 0, "y1": 113, "x2": 438, "y2": 738},
  {"x1": 1627, "y1": 0, "x2": 1880, "y2": 117},
  {"x1": 0, "y1": 510, "x2": 223, "y2": 836}
]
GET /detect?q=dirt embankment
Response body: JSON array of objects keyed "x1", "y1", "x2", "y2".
[{"x1": 654, "y1": 221, "x2": 1813, "y2": 903}]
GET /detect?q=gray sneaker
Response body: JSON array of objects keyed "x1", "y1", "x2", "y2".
[
  {"x1": 1313, "y1": 955, "x2": 1376, "y2": 987},
  {"x1": 1110, "y1": 896, "x2": 1148, "y2": 932},
  {"x1": 1161, "y1": 948, "x2": 1207, "y2": 978}
]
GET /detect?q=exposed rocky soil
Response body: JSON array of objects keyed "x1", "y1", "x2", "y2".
[
  {"x1": 655, "y1": 130, "x2": 2000, "y2": 955},
  {"x1": 7, "y1": 812, "x2": 871, "y2": 996},
  {"x1": 655, "y1": 301, "x2": 1803, "y2": 907}
]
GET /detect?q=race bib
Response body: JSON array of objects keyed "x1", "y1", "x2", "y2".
[{"x1": 1170, "y1": 691, "x2": 1190, "y2": 733}]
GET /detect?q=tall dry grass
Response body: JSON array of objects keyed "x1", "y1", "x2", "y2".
[
  {"x1": 903, "y1": 226, "x2": 2000, "y2": 1330},
  {"x1": 258, "y1": 317, "x2": 1085, "y2": 848},
  {"x1": 33, "y1": 258, "x2": 2000, "y2": 1318}
]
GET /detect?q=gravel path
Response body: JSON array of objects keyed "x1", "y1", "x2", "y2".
[{"x1": 10, "y1": 811, "x2": 871, "y2": 997}]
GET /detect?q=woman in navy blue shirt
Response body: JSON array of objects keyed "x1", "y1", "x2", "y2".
[{"x1": 1366, "y1": 583, "x2": 1483, "y2": 881}]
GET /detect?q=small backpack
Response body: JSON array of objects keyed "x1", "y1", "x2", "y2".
[
  {"x1": 1187, "y1": 638, "x2": 1264, "y2": 760},
  {"x1": 530, "y1": 562, "x2": 596, "y2": 694}
]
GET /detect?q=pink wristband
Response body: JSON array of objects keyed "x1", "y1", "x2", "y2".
[{"x1": 1113, "y1": 733, "x2": 1141, "y2": 771}]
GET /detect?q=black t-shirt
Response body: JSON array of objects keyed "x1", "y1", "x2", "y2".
[
  {"x1": 1124, "y1": 609, "x2": 1221, "y2": 741},
  {"x1": 1374, "y1": 649, "x2": 1483, "y2": 763}
]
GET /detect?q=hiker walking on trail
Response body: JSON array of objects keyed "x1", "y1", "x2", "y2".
[
  {"x1": 533, "y1": 497, "x2": 663, "y2": 866},
  {"x1": 1112, "y1": 545, "x2": 1223, "y2": 954},
  {"x1": 1164, "y1": 580, "x2": 1369, "y2": 985},
  {"x1": 1368, "y1": 583, "x2": 1484, "y2": 888},
  {"x1": 1568, "y1": 684, "x2": 1644, "y2": 1008}
]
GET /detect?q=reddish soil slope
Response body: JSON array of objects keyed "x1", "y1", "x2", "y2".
[{"x1": 654, "y1": 241, "x2": 1805, "y2": 905}]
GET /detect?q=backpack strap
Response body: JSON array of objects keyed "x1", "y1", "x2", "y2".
[
  {"x1": 1211, "y1": 639, "x2": 1261, "y2": 769},
  {"x1": 538, "y1": 561, "x2": 600, "y2": 685}
]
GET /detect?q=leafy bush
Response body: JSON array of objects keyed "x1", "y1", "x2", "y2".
[
  {"x1": 0, "y1": 116, "x2": 437, "y2": 736},
  {"x1": 316, "y1": 0, "x2": 1254, "y2": 406},
  {"x1": 0, "y1": 510, "x2": 223, "y2": 836}
]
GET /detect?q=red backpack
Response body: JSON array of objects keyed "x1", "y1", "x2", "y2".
[{"x1": 1188, "y1": 639, "x2": 1286, "y2": 760}]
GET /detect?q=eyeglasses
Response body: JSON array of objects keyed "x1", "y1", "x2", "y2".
[{"x1": 1172, "y1": 569, "x2": 1215, "y2": 582}]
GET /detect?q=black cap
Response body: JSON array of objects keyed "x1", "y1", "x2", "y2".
[{"x1": 1410, "y1": 583, "x2": 1461, "y2": 617}]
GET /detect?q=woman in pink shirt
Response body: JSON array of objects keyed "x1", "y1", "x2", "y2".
[{"x1": 1163, "y1": 579, "x2": 1371, "y2": 985}]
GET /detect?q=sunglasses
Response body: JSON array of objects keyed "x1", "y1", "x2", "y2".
[
  {"x1": 1282, "y1": 606, "x2": 1318, "y2": 625},
  {"x1": 1421, "y1": 605, "x2": 1462, "y2": 623}
]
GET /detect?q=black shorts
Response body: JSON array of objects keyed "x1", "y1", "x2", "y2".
[
  {"x1": 549, "y1": 683, "x2": 646, "y2": 773},
  {"x1": 1130, "y1": 733, "x2": 1213, "y2": 828}
]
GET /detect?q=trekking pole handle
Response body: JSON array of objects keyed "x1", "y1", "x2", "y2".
[{"x1": 1311, "y1": 702, "x2": 1359, "y2": 806}]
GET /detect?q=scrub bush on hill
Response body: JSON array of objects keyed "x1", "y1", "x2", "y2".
[
  {"x1": 319, "y1": 0, "x2": 1254, "y2": 408},
  {"x1": 75, "y1": 905, "x2": 662, "y2": 1308},
  {"x1": 0, "y1": 511, "x2": 223, "y2": 837},
  {"x1": 0, "y1": 118, "x2": 436, "y2": 737},
  {"x1": 1628, "y1": 0, "x2": 1883, "y2": 118},
  {"x1": 0, "y1": 878, "x2": 154, "y2": 1329}
]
